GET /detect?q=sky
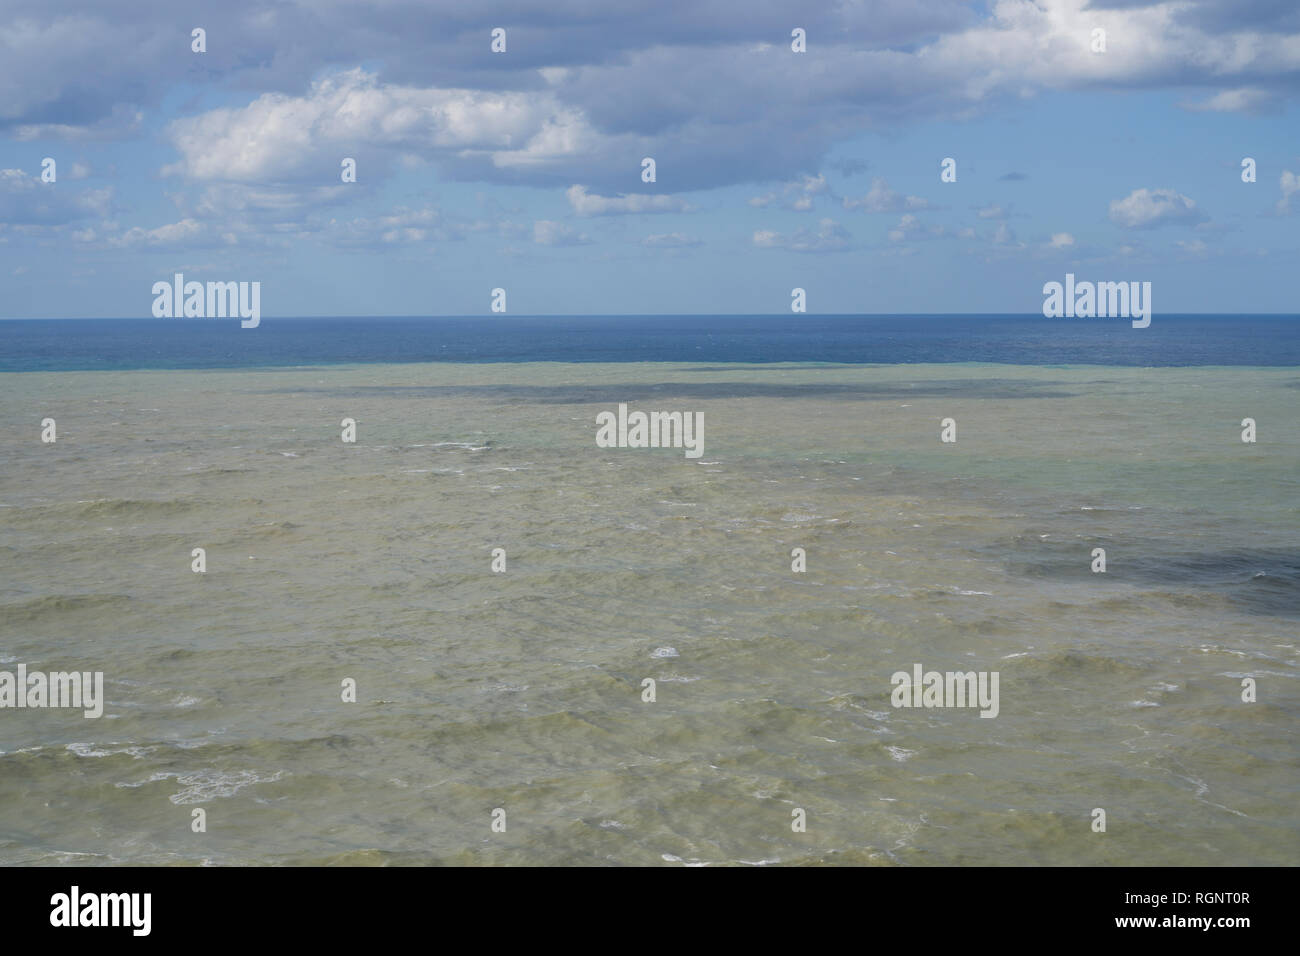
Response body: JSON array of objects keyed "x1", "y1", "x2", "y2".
[{"x1": 0, "y1": 0, "x2": 1297, "y2": 318}]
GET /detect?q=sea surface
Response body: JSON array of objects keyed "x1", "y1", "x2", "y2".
[
  {"x1": 0, "y1": 316, "x2": 1297, "y2": 865},
  {"x1": 3, "y1": 313, "x2": 1300, "y2": 370}
]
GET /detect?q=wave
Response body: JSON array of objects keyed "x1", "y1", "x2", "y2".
[{"x1": 0, "y1": 593, "x2": 136, "y2": 623}]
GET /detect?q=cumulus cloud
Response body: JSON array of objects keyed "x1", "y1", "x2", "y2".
[
  {"x1": 533, "y1": 219, "x2": 592, "y2": 245},
  {"x1": 2, "y1": 0, "x2": 1298, "y2": 194},
  {"x1": 11, "y1": 105, "x2": 143, "y2": 143},
  {"x1": 0, "y1": 167, "x2": 111, "y2": 225},
  {"x1": 1182, "y1": 87, "x2": 1279, "y2": 114},
  {"x1": 753, "y1": 218, "x2": 849, "y2": 253},
  {"x1": 888, "y1": 214, "x2": 946, "y2": 242},
  {"x1": 843, "y1": 178, "x2": 930, "y2": 214},
  {"x1": 321, "y1": 206, "x2": 464, "y2": 248},
  {"x1": 565, "y1": 184, "x2": 692, "y2": 216},
  {"x1": 1278, "y1": 169, "x2": 1300, "y2": 213},
  {"x1": 4, "y1": 0, "x2": 1300, "y2": 286},
  {"x1": 107, "y1": 218, "x2": 210, "y2": 248},
  {"x1": 185, "y1": 183, "x2": 352, "y2": 222},
  {"x1": 923, "y1": 0, "x2": 1300, "y2": 99},
  {"x1": 642, "y1": 232, "x2": 702, "y2": 248},
  {"x1": 991, "y1": 222, "x2": 1019, "y2": 247},
  {"x1": 1108, "y1": 188, "x2": 1206, "y2": 229},
  {"x1": 163, "y1": 69, "x2": 615, "y2": 186},
  {"x1": 1048, "y1": 232, "x2": 1075, "y2": 248},
  {"x1": 750, "y1": 174, "x2": 829, "y2": 211}
]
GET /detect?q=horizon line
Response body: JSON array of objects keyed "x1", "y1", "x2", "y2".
[{"x1": 4, "y1": 312, "x2": 1300, "y2": 321}]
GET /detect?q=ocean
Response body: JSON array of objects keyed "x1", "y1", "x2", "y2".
[
  {"x1": 0, "y1": 315, "x2": 1297, "y2": 865},
  {"x1": 4, "y1": 313, "x2": 1300, "y2": 370}
]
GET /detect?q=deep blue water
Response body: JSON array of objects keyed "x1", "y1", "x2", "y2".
[{"x1": 1, "y1": 315, "x2": 1299, "y2": 371}]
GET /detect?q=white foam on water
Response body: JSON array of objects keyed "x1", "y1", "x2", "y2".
[
  {"x1": 166, "y1": 769, "x2": 286, "y2": 805},
  {"x1": 67, "y1": 742, "x2": 154, "y2": 759}
]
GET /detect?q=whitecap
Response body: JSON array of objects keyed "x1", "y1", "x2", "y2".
[
  {"x1": 67, "y1": 742, "x2": 154, "y2": 759},
  {"x1": 161, "y1": 769, "x2": 286, "y2": 804}
]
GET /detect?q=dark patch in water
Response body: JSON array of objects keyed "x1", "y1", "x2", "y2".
[
  {"x1": 681, "y1": 364, "x2": 891, "y2": 372},
  {"x1": 261, "y1": 380, "x2": 1078, "y2": 402},
  {"x1": 1005, "y1": 540, "x2": 1300, "y2": 618}
]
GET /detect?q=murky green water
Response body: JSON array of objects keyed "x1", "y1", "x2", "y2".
[{"x1": 1, "y1": 362, "x2": 1297, "y2": 865}]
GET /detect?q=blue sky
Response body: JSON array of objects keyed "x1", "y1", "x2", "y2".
[{"x1": 1, "y1": 0, "x2": 1297, "y2": 317}]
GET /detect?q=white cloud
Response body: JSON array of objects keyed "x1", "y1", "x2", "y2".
[
  {"x1": 321, "y1": 206, "x2": 464, "y2": 247},
  {"x1": 0, "y1": 167, "x2": 111, "y2": 225},
  {"x1": 4, "y1": 1, "x2": 1299, "y2": 195},
  {"x1": 1049, "y1": 232, "x2": 1075, "y2": 248},
  {"x1": 566, "y1": 184, "x2": 693, "y2": 216},
  {"x1": 753, "y1": 218, "x2": 849, "y2": 253},
  {"x1": 643, "y1": 232, "x2": 703, "y2": 248},
  {"x1": 749, "y1": 174, "x2": 828, "y2": 210},
  {"x1": 189, "y1": 183, "x2": 351, "y2": 219},
  {"x1": 843, "y1": 178, "x2": 930, "y2": 214},
  {"x1": 108, "y1": 218, "x2": 206, "y2": 248},
  {"x1": 13, "y1": 105, "x2": 143, "y2": 143},
  {"x1": 1183, "y1": 88, "x2": 1278, "y2": 114},
  {"x1": 163, "y1": 69, "x2": 608, "y2": 184},
  {"x1": 1278, "y1": 170, "x2": 1300, "y2": 213},
  {"x1": 923, "y1": 0, "x2": 1300, "y2": 100},
  {"x1": 888, "y1": 213, "x2": 946, "y2": 242},
  {"x1": 1108, "y1": 188, "x2": 1206, "y2": 229},
  {"x1": 533, "y1": 220, "x2": 592, "y2": 245}
]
